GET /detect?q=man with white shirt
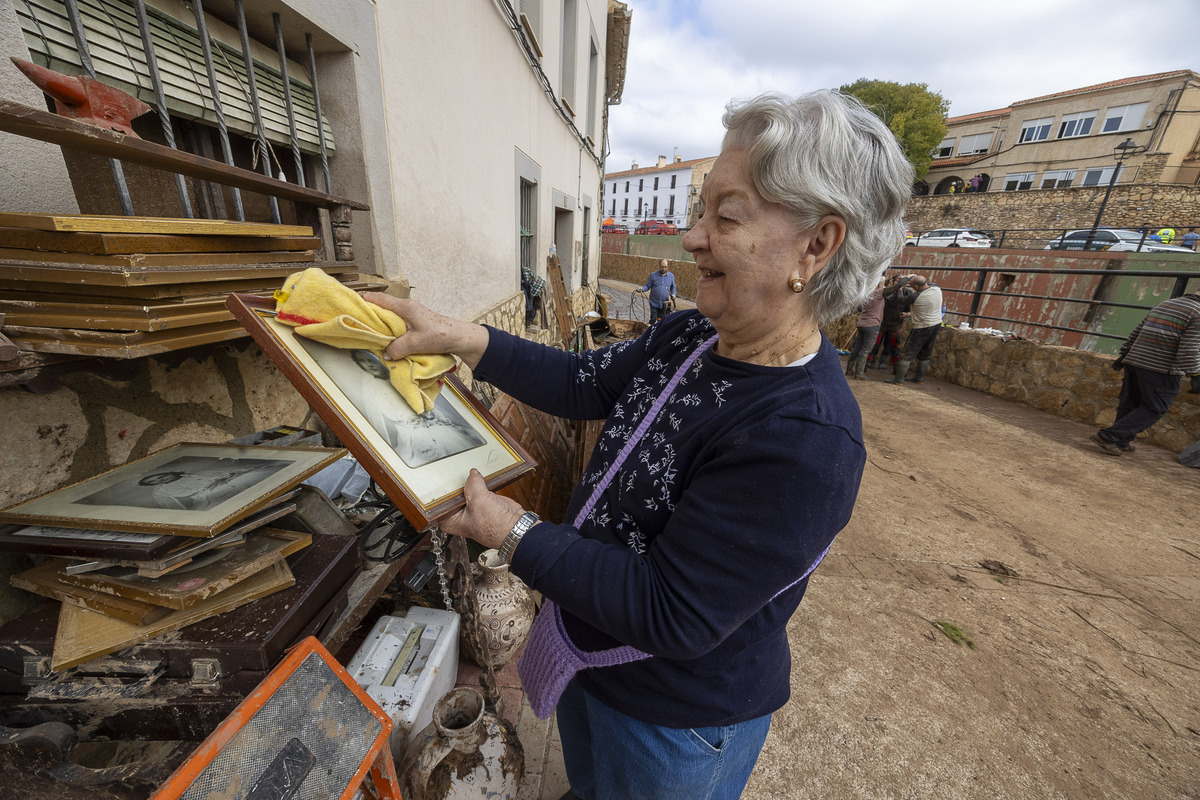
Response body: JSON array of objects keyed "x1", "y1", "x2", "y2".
[{"x1": 886, "y1": 275, "x2": 943, "y2": 385}]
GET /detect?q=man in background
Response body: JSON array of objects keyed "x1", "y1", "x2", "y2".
[
  {"x1": 1091, "y1": 289, "x2": 1200, "y2": 455},
  {"x1": 636, "y1": 259, "x2": 677, "y2": 323},
  {"x1": 870, "y1": 273, "x2": 916, "y2": 369},
  {"x1": 886, "y1": 275, "x2": 943, "y2": 385}
]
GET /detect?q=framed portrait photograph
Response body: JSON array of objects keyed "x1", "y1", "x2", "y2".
[
  {"x1": 226, "y1": 293, "x2": 536, "y2": 530},
  {"x1": 0, "y1": 443, "x2": 343, "y2": 537}
]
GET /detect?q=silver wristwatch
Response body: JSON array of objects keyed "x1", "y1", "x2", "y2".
[{"x1": 498, "y1": 511, "x2": 540, "y2": 565}]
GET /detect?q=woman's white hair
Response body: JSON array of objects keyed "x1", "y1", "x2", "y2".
[{"x1": 722, "y1": 90, "x2": 914, "y2": 326}]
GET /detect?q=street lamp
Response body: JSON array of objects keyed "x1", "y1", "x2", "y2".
[{"x1": 1083, "y1": 138, "x2": 1146, "y2": 250}]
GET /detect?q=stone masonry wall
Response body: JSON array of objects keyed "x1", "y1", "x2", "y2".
[
  {"x1": 907, "y1": 182, "x2": 1200, "y2": 237},
  {"x1": 600, "y1": 253, "x2": 699, "y2": 298},
  {"x1": 922, "y1": 325, "x2": 1199, "y2": 453}
]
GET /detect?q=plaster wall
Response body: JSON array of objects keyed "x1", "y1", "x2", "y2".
[
  {"x1": 0, "y1": 0, "x2": 78, "y2": 214},
  {"x1": 375, "y1": 1, "x2": 608, "y2": 320}
]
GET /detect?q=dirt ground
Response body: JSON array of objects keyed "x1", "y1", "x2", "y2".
[{"x1": 746, "y1": 370, "x2": 1200, "y2": 800}]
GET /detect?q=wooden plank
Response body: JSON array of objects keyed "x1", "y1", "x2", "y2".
[
  {"x1": 54, "y1": 529, "x2": 309, "y2": 610},
  {"x1": 4, "y1": 320, "x2": 246, "y2": 357},
  {"x1": 0, "y1": 272, "x2": 375, "y2": 299},
  {"x1": 0, "y1": 295, "x2": 257, "y2": 332},
  {"x1": 0, "y1": 227, "x2": 322, "y2": 255},
  {"x1": 0, "y1": 99, "x2": 368, "y2": 211},
  {"x1": 546, "y1": 254, "x2": 574, "y2": 348},
  {"x1": 51, "y1": 559, "x2": 295, "y2": 671},
  {"x1": 0, "y1": 248, "x2": 316, "y2": 268},
  {"x1": 0, "y1": 259, "x2": 352, "y2": 287},
  {"x1": 11, "y1": 560, "x2": 173, "y2": 626},
  {"x1": 0, "y1": 212, "x2": 312, "y2": 238}
]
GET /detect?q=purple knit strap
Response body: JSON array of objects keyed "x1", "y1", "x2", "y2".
[
  {"x1": 769, "y1": 543, "x2": 832, "y2": 601},
  {"x1": 573, "y1": 334, "x2": 718, "y2": 527},
  {"x1": 517, "y1": 600, "x2": 649, "y2": 719}
]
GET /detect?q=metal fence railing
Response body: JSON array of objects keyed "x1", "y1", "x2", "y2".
[{"x1": 905, "y1": 264, "x2": 1200, "y2": 345}]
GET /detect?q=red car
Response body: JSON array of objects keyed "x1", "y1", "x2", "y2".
[{"x1": 634, "y1": 220, "x2": 679, "y2": 235}]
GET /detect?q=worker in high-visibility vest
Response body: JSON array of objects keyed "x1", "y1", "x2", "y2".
[{"x1": 1157, "y1": 227, "x2": 1176, "y2": 244}]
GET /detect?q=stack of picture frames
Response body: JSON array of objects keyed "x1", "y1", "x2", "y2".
[
  {"x1": 0, "y1": 442, "x2": 345, "y2": 672},
  {"x1": 226, "y1": 293, "x2": 538, "y2": 532},
  {"x1": 0, "y1": 211, "x2": 385, "y2": 362}
]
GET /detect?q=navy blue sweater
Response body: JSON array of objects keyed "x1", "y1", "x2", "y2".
[{"x1": 474, "y1": 311, "x2": 865, "y2": 728}]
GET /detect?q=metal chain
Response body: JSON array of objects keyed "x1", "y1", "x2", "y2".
[{"x1": 429, "y1": 525, "x2": 454, "y2": 612}]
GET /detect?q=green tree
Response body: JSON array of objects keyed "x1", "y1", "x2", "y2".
[{"x1": 839, "y1": 78, "x2": 949, "y2": 180}]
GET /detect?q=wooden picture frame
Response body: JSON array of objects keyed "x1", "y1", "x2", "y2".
[
  {"x1": 0, "y1": 443, "x2": 343, "y2": 537},
  {"x1": 53, "y1": 529, "x2": 310, "y2": 610},
  {"x1": 0, "y1": 491, "x2": 299, "y2": 561},
  {"x1": 226, "y1": 293, "x2": 536, "y2": 530}
]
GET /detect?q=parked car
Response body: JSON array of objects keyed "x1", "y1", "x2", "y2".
[
  {"x1": 602, "y1": 223, "x2": 629, "y2": 233},
  {"x1": 1043, "y1": 228, "x2": 1199, "y2": 254},
  {"x1": 634, "y1": 220, "x2": 679, "y2": 235},
  {"x1": 906, "y1": 228, "x2": 992, "y2": 248}
]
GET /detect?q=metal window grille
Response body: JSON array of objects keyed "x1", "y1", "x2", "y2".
[
  {"x1": 15, "y1": 0, "x2": 335, "y2": 155},
  {"x1": 520, "y1": 178, "x2": 536, "y2": 273}
]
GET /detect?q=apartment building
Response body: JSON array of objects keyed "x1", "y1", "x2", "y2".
[
  {"x1": 604, "y1": 154, "x2": 716, "y2": 230},
  {"x1": 921, "y1": 70, "x2": 1200, "y2": 197}
]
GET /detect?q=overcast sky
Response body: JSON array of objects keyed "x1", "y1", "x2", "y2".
[{"x1": 605, "y1": 0, "x2": 1200, "y2": 174}]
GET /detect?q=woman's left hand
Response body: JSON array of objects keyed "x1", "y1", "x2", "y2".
[{"x1": 439, "y1": 468, "x2": 526, "y2": 551}]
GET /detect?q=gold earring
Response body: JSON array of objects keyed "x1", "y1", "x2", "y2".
[{"x1": 790, "y1": 278, "x2": 806, "y2": 293}]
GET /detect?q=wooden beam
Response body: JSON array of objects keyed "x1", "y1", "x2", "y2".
[
  {"x1": 0, "y1": 213, "x2": 312, "y2": 238},
  {"x1": 0, "y1": 258, "x2": 354, "y2": 286},
  {"x1": 0, "y1": 99, "x2": 368, "y2": 211},
  {"x1": 0, "y1": 227, "x2": 320, "y2": 254}
]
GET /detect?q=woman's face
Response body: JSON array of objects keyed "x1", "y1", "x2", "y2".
[{"x1": 682, "y1": 149, "x2": 816, "y2": 345}]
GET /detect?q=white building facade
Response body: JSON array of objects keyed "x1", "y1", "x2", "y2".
[{"x1": 604, "y1": 155, "x2": 716, "y2": 229}]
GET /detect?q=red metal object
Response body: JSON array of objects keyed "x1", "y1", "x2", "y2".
[{"x1": 11, "y1": 57, "x2": 149, "y2": 137}]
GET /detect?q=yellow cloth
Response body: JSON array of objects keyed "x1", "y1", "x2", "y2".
[{"x1": 273, "y1": 268, "x2": 455, "y2": 414}]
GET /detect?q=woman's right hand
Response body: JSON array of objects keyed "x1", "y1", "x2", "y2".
[{"x1": 361, "y1": 293, "x2": 490, "y2": 369}]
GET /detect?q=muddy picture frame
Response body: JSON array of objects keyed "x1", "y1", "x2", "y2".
[
  {"x1": 0, "y1": 443, "x2": 343, "y2": 537},
  {"x1": 226, "y1": 293, "x2": 536, "y2": 531}
]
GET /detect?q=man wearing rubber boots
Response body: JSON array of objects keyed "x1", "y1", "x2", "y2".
[{"x1": 886, "y1": 275, "x2": 942, "y2": 385}]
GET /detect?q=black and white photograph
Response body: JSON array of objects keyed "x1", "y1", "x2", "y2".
[
  {"x1": 76, "y1": 455, "x2": 289, "y2": 511},
  {"x1": 0, "y1": 443, "x2": 343, "y2": 537},
  {"x1": 331, "y1": 348, "x2": 486, "y2": 468},
  {"x1": 226, "y1": 294, "x2": 535, "y2": 530}
]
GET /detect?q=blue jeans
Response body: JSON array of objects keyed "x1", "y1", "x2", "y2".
[{"x1": 555, "y1": 679, "x2": 772, "y2": 800}]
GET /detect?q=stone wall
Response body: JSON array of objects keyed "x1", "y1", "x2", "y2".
[
  {"x1": 907, "y1": 182, "x2": 1200, "y2": 238},
  {"x1": 924, "y1": 325, "x2": 1198, "y2": 453},
  {"x1": 600, "y1": 253, "x2": 699, "y2": 299}
]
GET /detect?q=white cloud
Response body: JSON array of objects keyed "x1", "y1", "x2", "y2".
[{"x1": 606, "y1": 0, "x2": 1199, "y2": 174}]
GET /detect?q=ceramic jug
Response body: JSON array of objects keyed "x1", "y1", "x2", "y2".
[
  {"x1": 399, "y1": 686, "x2": 524, "y2": 800},
  {"x1": 460, "y1": 548, "x2": 536, "y2": 669}
]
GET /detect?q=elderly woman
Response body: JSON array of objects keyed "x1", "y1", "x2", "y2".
[{"x1": 366, "y1": 89, "x2": 913, "y2": 800}]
